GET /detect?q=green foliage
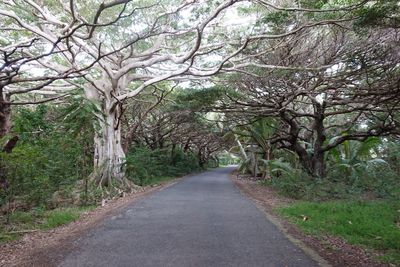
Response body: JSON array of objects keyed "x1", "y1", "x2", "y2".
[
  {"x1": 263, "y1": 153, "x2": 400, "y2": 201},
  {"x1": 355, "y1": 0, "x2": 400, "y2": 28},
  {"x1": 255, "y1": 135, "x2": 400, "y2": 201},
  {"x1": 59, "y1": 91, "x2": 102, "y2": 136},
  {"x1": 0, "y1": 206, "x2": 93, "y2": 243},
  {"x1": 0, "y1": 102, "x2": 94, "y2": 209},
  {"x1": 258, "y1": 11, "x2": 294, "y2": 28},
  {"x1": 300, "y1": 0, "x2": 328, "y2": 9},
  {"x1": 218, "y1": 151, "x2": 240, "y2": 166},
  {"x1": 265, "y1": 165, "x2": 400, "y2": 201},
  {"x1": 325, "y1": 138, "x2": 400, "y2": 200},
  {"x1": 125, "y1": 146, "x2": 202, "y2": 186},
  {"x1": 174, "y1": 86, "x2": 241, "y2": 111},
  {"x1": 247, "y1": 118, "x2": 277, "y2": 151},
  {"x1": 238, "y1": 157, "x2": 251, "y2": 174},
  {"x1": 262, "y1": 159, "x2": 338, "y2": 200},
  {"x1": 382, "y1": 140, "x2": 400, "y2": 174},
  {"x1": 278, "y1": 200, "x2": 400, "y2": 265},
  {"x1": 13, "y1": 104, "x2": 52, "y2": 142}
]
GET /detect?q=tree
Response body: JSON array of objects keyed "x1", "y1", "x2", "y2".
[
  {"x1": 217, "y1": 21, "x2": 399, "y2": 177},
  {"x1": 0, "y1": 37, "x2": 81, "y2": 140},
  {"x1": 190, "y1": 0, "x2": 400, "y2": 178},
  {"x1": 0, "y1": 0, "x2": 249, "y2": 189}
]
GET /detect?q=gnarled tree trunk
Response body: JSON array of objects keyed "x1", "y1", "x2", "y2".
[
  {"x1": 87, "y1": 81, "x2": 134, "y2": 191},
  {"x1": 0, "y1": 93, "x2": 11, "y2": 139},
  {"x1": 93, "y1": 107, "x2": 126, "y2": 187}
]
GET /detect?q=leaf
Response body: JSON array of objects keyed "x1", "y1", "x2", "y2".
[
  {"x1": 328, "y1": 136, "x2": 341, "y2": 146},
  {"x1": 356, "y1": 137, "x2": 381, "y2": 158},
  {"x1": 300, "y1": 214, "x2": 309, "y2": 221}
]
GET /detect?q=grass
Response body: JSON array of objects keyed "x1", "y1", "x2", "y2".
[
  {"x1": 139, "y1": 169, "x2": 202, "y2": 186},
  {"x1": 143, "y1": 175, "x2": 177, "y2": 186},
  {"x1": 39, "y1": 207, "x2": 92, "y2": 229},
  {"x1": 278, "y1": 200, "x2": 400, "y2": 265},
  {"x1": 0, "y1": 206, "x2": 94, "y2": 243}
]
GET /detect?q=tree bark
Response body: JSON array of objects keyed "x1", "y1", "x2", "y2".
[
  {"x1": 0, "y1": 93, "x2": 11, "y2": 138},
  {"x1": 311, "y1": 152, "x2": 326, "y2": 177},
  {"x1": 281, "y1": 107, "x2": 328, "y2": 178},
  {"x1": 92, "y1": 105, "x2": 126, "y2": 187},
  {"x1": 89, "y1": 88, "x2": 132, "y2": 190},
  {"x1": 311, "y1": 101, "x2": 327, "y2": 178}
]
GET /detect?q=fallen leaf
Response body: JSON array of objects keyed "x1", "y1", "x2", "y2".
[{"x1": 300, "y1": 214, "x2": 309, "y2": 221}]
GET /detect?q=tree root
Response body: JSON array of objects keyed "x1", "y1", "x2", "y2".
[{"x1": 87, "y1": 164, "x2": 142, "y2": 200}]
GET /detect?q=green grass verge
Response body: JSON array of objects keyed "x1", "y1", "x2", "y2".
[
  {"x1": 0, "y1": 206, "x2": 94, "y2": 243},
  {"x1": 144, "y1": 175, "x2": 177, "y2": 186},
  {"x1": 278, "y1": 200, "x2": 400, "y2": 265},
  {"x1": 140, "y1": 170, "x2": 201, "y2": 186}
]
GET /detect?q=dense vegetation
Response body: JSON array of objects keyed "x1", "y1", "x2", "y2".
[{"x1": 0, "y1": 93, "x2": 220, "y2": 242}]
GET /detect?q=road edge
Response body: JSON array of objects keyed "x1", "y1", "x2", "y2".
[
  {"x1": 0, "y1": 173, "x2": 191, "y2": 267},
  {"x1": 230, "y1": 174, "x2": 331, "y2": 267}
]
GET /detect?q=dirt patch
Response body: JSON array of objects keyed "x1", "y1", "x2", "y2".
[
  {"x1": 0, "y1": 179, "x2": 181, "y2": 267},
  {"x1": 232, "y1": 173, "x2": 389, "y2": 267}
]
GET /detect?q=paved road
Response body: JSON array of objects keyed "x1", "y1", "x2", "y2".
[{"x1": 60, "y1": 167, "x2": 320, "y2": 267}]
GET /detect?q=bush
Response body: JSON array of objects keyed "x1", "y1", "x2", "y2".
[
  {"x1": 0, "y1": 104, "x2": 93, "y2": 210},
  {"x1": 125, "y1": 146, "x2": 201, "y2": 186},
  {"x1": 262, "y1": 158, "x2": 400, "y2": 201}
]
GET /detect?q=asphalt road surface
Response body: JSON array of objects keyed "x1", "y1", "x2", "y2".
[{"x1": 59, "y1": 167, "x2": 321, "y2": 267}]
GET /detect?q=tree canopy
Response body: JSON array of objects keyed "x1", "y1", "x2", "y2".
[{"x1": 0, "y1": 0, "x2": 399, "y2": 197}]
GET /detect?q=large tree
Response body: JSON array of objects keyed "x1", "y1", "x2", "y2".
[
  {"x1": 215, "y1": 13, "x2": 400, "y2": 177},
  {"x1": 0, "y1": 0, "x2": 250, "y2": 189}
]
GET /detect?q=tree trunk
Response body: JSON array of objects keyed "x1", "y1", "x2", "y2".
[
  {"x1": 261, "y1": 148, "x2": 271, "y2": 179},
  {"x1": 91, "y1": 101, "x2": 130, "y2": 189},
  {"x1": 183, "y1": 138, "x2": 191, "y2": 153},
  {"x1": 0, "y1": 94, "x2": 11, "y2": 138},
  {"x1": 281, "y1": 106, "x2": 328, "y2": 178},
  {"x1": 170, "y1": 143, "x2": 176, "y2": 165},
  {"x1": 311, "y1": 152, "x2": 326, "y2": 178},
  {"x1": 311, "y1": 101, "x2": 327, "y2": 178}
]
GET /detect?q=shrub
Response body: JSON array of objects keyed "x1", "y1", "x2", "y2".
[
  {"x1": 125, "y1": 146, "x2": 201, "y2": 186},
  {"x1": 262, "y1": 158, "x2": 400, "y2": 201},
  {"x1": 0, "y1": 104, "x2": 93, "y2": 210}
]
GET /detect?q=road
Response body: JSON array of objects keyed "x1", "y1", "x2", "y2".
[{"x1": 59, "y1": 167, "x2": 321, "y2": 267}]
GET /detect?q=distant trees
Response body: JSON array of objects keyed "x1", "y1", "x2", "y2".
[{"x1": 122, "y1": 86, "x2": 226, "y2": 168}]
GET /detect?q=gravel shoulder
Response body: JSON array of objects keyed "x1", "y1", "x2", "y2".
[{"x1": 231, "y1": 173, "x2": 389, "y2": 267}]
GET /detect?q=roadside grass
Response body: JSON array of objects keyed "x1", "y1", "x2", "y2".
[
  {"x1": 139, "y1": 169, "x2": 203, "y2": 186},
  {"x1": 277, "y1": 200, "x2": 400, "y2": 265},
  {"x1": 0, "y1": 206, "x2": 94, "y2": 244},
  {"x1": 140, "y1": 175, "x2": 178, "y2": 186}
]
